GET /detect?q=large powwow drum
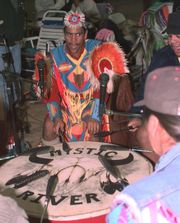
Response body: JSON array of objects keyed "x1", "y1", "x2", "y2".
[{"x1": 0, "y1": 142, "x2": 153, "y2": 223}]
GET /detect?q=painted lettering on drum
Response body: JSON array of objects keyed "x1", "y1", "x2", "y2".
[
  {"x1": 73, "y1": 147, "x2": 85, "y2": 154},
  {"x1": 17, "y1": 190, "x2": 34, "y2": 200},
  {"x1": 70, "y1": 194, "x2": 100, "y2": 205},
  {"x1": 49, "y1": 147, "x2": 118, "y2": 158},
  {"x1": 49, "y1": 149, "x2": 62, "y2": 156},
  {"x1": 70, "y1": 195, "x2": 83, "y2": 205},
  {"x1": 0, "y1": 142, "x2": 153, "y2": 221},
  {"x1": 29, "y1": 194, "x2": 45, "y2": 203},
  {"x1": 17, "y1": 191, "x2": 101, "y2": 205},
  {"x1": 86, "y1": 193, "x2": 100, "y2": 203}
]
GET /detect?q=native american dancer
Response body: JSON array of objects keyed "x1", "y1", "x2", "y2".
[
  {"x1": 33, "y1": 11, "x2": 129, "y2": 144},
  {"x1": 47, "y1": 39, "x2": 105, "y2": 142}
]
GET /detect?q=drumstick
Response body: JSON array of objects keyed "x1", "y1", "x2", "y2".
[
  {"x1": 40, "y1": 174, "x2": 58, "y2": 223},
  {"x1": 131, "y1": 148, "x2": 152, "y2": 153},
  {"x1": 103, "y1": 119, "x2": 129, "y2": 125},
  {"x1": 46, "y1": 175, "x2": 58, "y2": 202},
  {"x1": 105, "y1": 109, "x2": 142, "y2": 118},
  {"x1": 58, "y1": 130, "x2": 72, "y2": 154},
  {"x1": 62, "y1": 141, "x2": 71, "y2": 153},
  {"x1": 0, "y1": 154, "x2": 16, "y2": 161},
  {"x1": 94, "y1": 126, "x2": 137, "y2": 138},
  {"x1": 58, "y1": 130, "x2": 65, "y2": 143},
  {"x1": 100, "y1": 144, "x2": 152, "y2": 153}
]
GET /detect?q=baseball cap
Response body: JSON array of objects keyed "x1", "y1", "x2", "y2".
[
  {"x1": 166, "y1": 12, "x2": 180, "y2": 35},
  {"x1": 134, "y1": 66, "x2": 180, "y2": 115}
]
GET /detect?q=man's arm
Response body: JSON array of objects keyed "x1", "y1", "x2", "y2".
[
  {"x1": 107, "y1": 192, "x2": 180, "y2": 223},
  {"x1": 87, "y1": 98, "x2": 100, "y2": 135},
  {"x1": 46, "y1": 74, "x2": 62, "y2": 122},
  {"x1": 0, "y1": 195, "x2": 29, "y2": 223}
]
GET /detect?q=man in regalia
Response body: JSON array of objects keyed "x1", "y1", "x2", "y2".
[{"x1": 41, "y1": 10, "x2": 103, "y2": 144}]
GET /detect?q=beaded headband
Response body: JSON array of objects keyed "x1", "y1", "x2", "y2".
[{"x1": 64, "y1": 10, "x2": 87, "y2": 29}]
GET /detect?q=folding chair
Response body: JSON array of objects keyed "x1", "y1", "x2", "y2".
[
  {"x1": 21, "y1": 10, "x2": 67, "y2": 77},
  {"x1": 36, "y1": 10, "x2": 67, "y2": 51}
]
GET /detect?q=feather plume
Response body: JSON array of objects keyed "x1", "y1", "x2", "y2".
[{"x1": 87, "y1": 42, "x2": 129, "y2": 93}]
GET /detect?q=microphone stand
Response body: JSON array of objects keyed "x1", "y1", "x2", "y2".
[
  {"x1": 37, "y1": 59, "x2": 45, "y2": 98},
  {"x1": 94, "y1": 126, "x2": 136, "y2": 138},
  {"x1": 1, "y1": 35, "x2": 22, "y2": 156},
  {"x1": 1, "y1": 36, "x2": 16, "y2": 73},
  {"x1": 6, "y1": 80, "x2": 21, "y2": 155},
  {"x1": 105, "y1": 109, "x2": 142, "y2": 118},
  {"x1": 99, "y1": 73, "x2": 109, "y2": 142}
]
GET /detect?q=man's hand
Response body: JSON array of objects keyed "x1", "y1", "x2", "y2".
[
  {"x1": 87, "y1": 119, "x2": 100, "y2": 135},
  {"x1": 128, "y1": 118, "x2": 142, "y2": 132},
  {"x1": 53, "y1": 118, "x2": 65, "y2": 135}
]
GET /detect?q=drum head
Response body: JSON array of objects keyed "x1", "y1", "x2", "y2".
[{"x1": 0, "y1": 141, "x2": 153, "y2": 222}]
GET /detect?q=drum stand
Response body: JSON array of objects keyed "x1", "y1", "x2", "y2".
[{"x1": 0, "y1": 37, "x2": 30, "y2": 161}]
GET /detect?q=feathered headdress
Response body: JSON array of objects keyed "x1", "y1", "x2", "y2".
[
  {"x1": 87, "y1": 42, "x2": 129, "y2": 93},
  {"x1": 64, "y1": 10, "x2": 87, "y2": 29}
]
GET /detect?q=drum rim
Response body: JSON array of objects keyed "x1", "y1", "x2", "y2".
[{"x1": 0, "y1": 141, "x2": 153, "y2": 220}]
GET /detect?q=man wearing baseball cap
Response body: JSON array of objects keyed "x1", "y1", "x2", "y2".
[
  {"x1": 138, "y1": 10, "x2": 180, "y2": 102},
  {"x1": 129, "y1": 11, "x2": 180, "y2": 163},
  {"x1": 107, "y1": 66, "x2": 180, "y2": 222}
]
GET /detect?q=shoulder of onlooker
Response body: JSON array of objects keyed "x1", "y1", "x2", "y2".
[{"x1": 85, "y1": 38, "x2": 101, "y2": 49}]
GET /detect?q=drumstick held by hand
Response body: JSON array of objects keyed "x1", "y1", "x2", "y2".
[
  {"x1": 128, "y1": 118, "x2": 143, "y2": 132},
  {"x1": 58, "y1": 130, "x2": 65, "y2": 143}
]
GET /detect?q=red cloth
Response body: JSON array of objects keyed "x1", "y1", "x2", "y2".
[{"x1": 29, "y1": 214, "x2": 106, "y2": 223}]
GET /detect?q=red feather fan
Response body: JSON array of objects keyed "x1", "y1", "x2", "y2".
[{"x1": 89, "y1": 42, "x2": 129, "y2": 79}]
